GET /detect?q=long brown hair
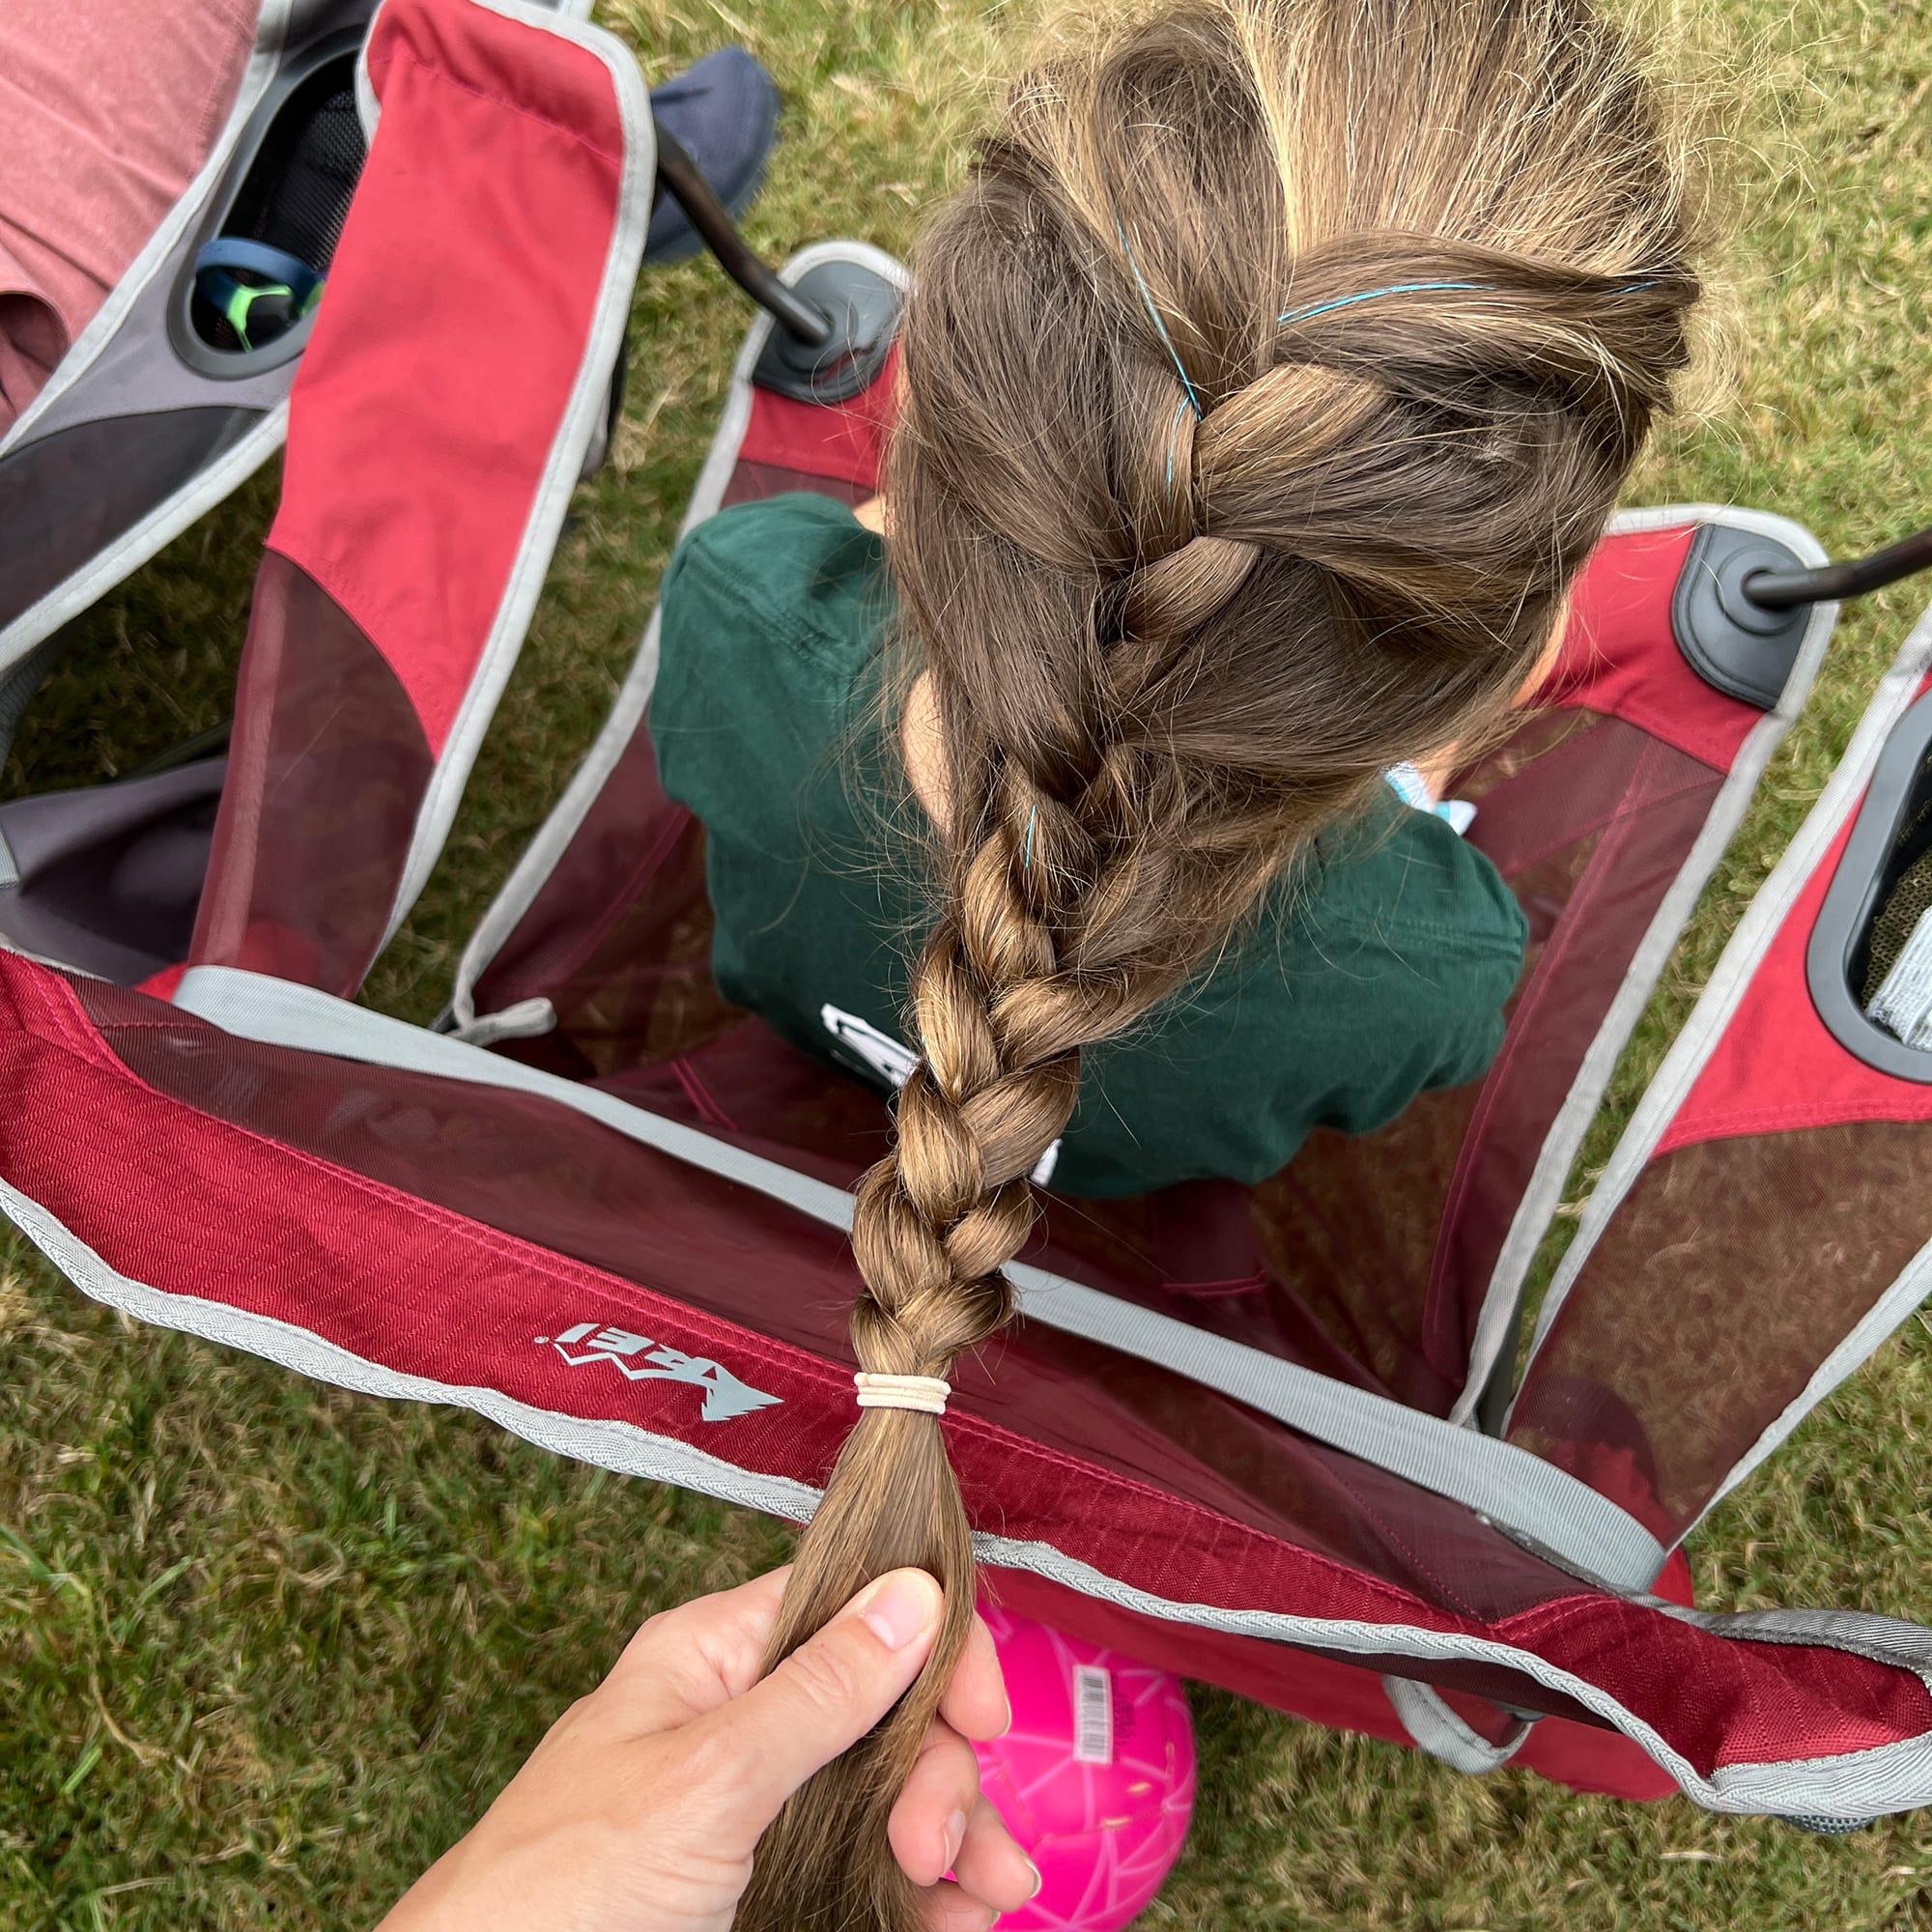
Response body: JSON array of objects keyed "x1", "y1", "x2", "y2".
[{"x1": 737, "y1": 4, "x2": 1697, "y2": 1924}]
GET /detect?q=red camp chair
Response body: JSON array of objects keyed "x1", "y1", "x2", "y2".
[{"x1": 5, "y1": 0, "x2": 1932, "y2": 1832}]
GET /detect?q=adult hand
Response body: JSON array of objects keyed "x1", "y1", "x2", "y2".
[{"x1": 378, "y1": 1565, "x2": 1038, "y2": 1932}]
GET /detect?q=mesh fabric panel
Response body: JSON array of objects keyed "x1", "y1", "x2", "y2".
[
  {"x1": 229, "y1": 67, "x2": 363, "y2": 270},
  {"x1": 588, "y1": 1027, "x2": 1390, "y2": 1394},
  {"x1": 188, "y1": 552, "x2": 432, "y2": 991},
  {"x1": 1421, "y1": 723, "x2": 1721, "y2": 1382},
  {"x1": 0, "y1": 407, "x2": 261, "y2": 625},
  {"x1": 483, "y1": 703, "x2": 1719, "y2": 1414},
  {"x1": 1861, "y1": 797, "x2": 1932, "y2": 1002},
  {"x1": 723, "y1": 461, "x2": 871, "y2": 511},
  {"x1": 1510, "y1": 1120, "x2": 1932, "y2": 1540},
  {"x1": 487, "y1": 799, "x2": 743, "y2": 1083}
]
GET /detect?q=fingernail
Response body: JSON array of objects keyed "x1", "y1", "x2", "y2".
[
  {"x1": 999, "y1": 1688, "x2": 1014, "y2": 1737},
  {"x1": 854, "y1": 1570, "x2": 941, "y2": 1652},
  {"x1": 944, "y1": 1807, "x2": 969, "y2": 1869},
  {"x1": 1023, "y1": 1855, "x2": 1043, "y2": 1899}
]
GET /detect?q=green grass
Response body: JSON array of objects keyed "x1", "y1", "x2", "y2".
[{"x1": 3, "y1": 0, "x2": 1931, "y2": 1925}]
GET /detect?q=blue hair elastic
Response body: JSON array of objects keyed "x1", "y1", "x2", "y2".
[
  {"x1": 1023, "y1": 805, "x2": 1037, "y2": 870},
  {"x1": 1164, "y1": 396, "x2": 1192, "y2": 496},
  {"x1": 1276, "y1": 280, "x2": 1489, "y2": 327},
  {"x1": 1277, "y1": 276, "x2": 1660, "y2": 328},
  {"x1": 1116, "y1": 215, "x2": 1203, "y2": 418}
]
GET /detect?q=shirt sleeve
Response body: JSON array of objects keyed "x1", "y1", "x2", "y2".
[
  {"x1": 659, "y1": 494, "x2": 884, "y2": 669},
  {"x1": 1211, "y1": 811, "x2": 1527, "y2": 1181},
  {"x1": 1294, "y1": 816, "x2": 1528, "y2": 1141},
  {"x1": 651, "y1": 494, "x2": 888, "y2": 848}
]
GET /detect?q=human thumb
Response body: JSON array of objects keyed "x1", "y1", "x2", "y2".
[{"x1": 676, "y1": 1568, "x2": 944, "y2": 1846}]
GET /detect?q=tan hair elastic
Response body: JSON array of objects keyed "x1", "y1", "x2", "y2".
[{"x1": 853, "y1": 1372, "x2": 952, "y2": 1415}]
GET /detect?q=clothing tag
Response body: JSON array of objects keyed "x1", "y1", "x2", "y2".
[
  {"x1": 1384, "y1": 761, "x2": 1475, "y2": 838},
  {"x1": 821, "y1": 1002, "x2": 918, "y2": 1088},
  {"x1": 821, "y1": 1003, "x2": 1063, "y2": 1186}
]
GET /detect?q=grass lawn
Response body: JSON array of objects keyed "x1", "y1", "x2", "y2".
[{"x1": 3, "y1": 0, "x2": 1930, "y2": 1925}]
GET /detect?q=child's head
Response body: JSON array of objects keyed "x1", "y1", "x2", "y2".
[{"x1": 741, "y1": 6, "x2": 1698, "y2": 1924}]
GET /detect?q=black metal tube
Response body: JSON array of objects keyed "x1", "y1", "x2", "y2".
[
  {"x1": 651, "y1": 127, "x2": 833, "y2": 348},
  {"x1": 1743, "y1": 524, "x2": 1932, "y2": 611}
]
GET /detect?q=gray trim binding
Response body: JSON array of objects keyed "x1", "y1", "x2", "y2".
[
  {"x1": 4, "y1": 1176, "x2": 823, "y2": 1524},
  {"x1": 1647, "y1": 1600, "x2": 1932, "y2": 1679},
  {"x1": 11, "y1": 1166, "x2": 1932, "y2": 1817},
  {"x1": 372, "y1": 0, "x2": 657, "y2": 958},
  {"x1": 454, "y1": 993, "x2": 555, "y2": 1048},
  {"x1": 446, "y1": 611, "x2": 664, "y2": 1037},
  {"x1": 353, "y1": 4, "x2": 382, "y2": 139},
  {"x1": 173, "y1": 962, "x2": 1666, "y2": 1590},
  {"x1": 1451, "y1": 505, "x2": 1838, "y2": 1427},
  {"x1": 1508, "y1": 586, "x2": 1932, "y2": 1437},
  {"x1": 1381, "y1": 1677, "x2": 1533, "y2": 1774},
  {"x1": 446, "y1": 242, "x2": 909, "y2": 1035}
]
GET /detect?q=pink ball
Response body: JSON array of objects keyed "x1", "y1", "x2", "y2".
[{"x1": 970, "y1": 1601, "x2": 1196, "y2": 1930}]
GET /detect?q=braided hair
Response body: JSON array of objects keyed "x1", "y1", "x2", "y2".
[{"x1": 737, "y1": 5, "x2": 1698, "y2": 1924}]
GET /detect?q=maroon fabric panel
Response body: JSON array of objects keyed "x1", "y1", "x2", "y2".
[
  {"x1": 1542, "y1": 524, "x2": 1764, "y2": 774},
  {"x1": 722, "y1": 459, "x2": 871, "y2": 510},
  {"x1": 83, "y1": 976, "x2": 1605, "y2": 1622},
  {"x1": 1420, "y1": 724, "x2": 1721, "y2": 1378},
  {"x1": 480, "y1": 704, "x2": 1727, "y2": 1419},
  {"x1": 1510, "y1": 1119, "x2": 1932, "y2": 1540},
  {"x1": 0, "y1": 407, "x2": 262, "y2": 625},
  {"x1": 598, "y1": 1020, "x2": 1392, "y2": 1397},
  {"x1": 476, "y1": 765, "x2": 740, "y2": 1081},
  {"x1": 732, "y1": 347, "x2": 898, "y2": 492},
  {"x1": 986, "y1": 1564, "x2": 1681, "y2": 1803},
  {"x1": 7, "y1": 955, "x2": 1929, "y2": 1779},
  {"x1": 995, "y1": 1552, "x2": 1700, "y2": 1801},
  {"x1": 1251, "y1": 1086, "x2": 1486, "y2": 1412},
  {"x1": 189, "y1": 552, "x2": 432, "y2": 995}
]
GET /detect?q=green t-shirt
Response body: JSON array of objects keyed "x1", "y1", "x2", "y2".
[{"x1": 650, "y1": 494, "x2": 1527, "y2": 1198}]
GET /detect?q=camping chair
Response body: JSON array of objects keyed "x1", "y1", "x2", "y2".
[
  {"x1": 0, "y1": 0, "x2": 602, "y2": 774},
  {"x1": 6, "y1": 0, "x2": 1932, "y2": 1829}
]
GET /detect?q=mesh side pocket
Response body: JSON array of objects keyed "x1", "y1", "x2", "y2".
[
  {"x1": 1861, "y1": 805, "x2": 1932, "y2": 1002},
  {"x1": 227, "y1": 72, "x2": 364, "y2": 270},
  {"x1": 190, "y1": 58, "x2": 366, "y2": 354}
]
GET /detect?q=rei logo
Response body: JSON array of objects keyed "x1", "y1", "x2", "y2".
[{"x1": 538, "y1": 1321, "x2": 781, "y2": 1424}]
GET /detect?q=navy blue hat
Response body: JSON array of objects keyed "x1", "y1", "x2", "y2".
[{"x1": 645, "y1": 47, "x2": 781, "y2": 265}]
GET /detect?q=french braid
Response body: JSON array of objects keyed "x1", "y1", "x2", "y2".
[{"x1": 735, "y1": 5, "x2": 1698, "y2": 1926}]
